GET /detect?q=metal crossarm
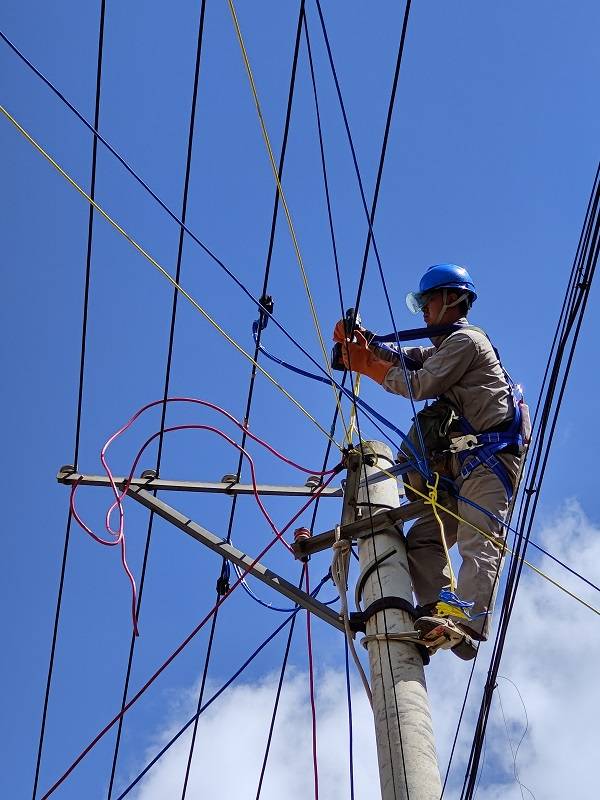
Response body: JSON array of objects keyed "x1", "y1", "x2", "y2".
[
  {"x1": 292, "y1": 499, "x2": 427, "y2": 558},
  {"x1": 103, "y1": 483, "x2": 345, "y2": 632},
  {"x1": 57, "y1": 467, "x2": 342, "y2": 498}
]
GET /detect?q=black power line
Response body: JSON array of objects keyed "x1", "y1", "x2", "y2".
[
  {"x1": 313, "y1": 0, "x2": 412, "y2": 316},
  {"x1": 255, "y1": 567, "x2": 305, "y2": 799},
  {"x1": 104, "y1": 2, "x2": 210, "y2": 796},
  {"x1": 306, "y1": 4, "x2": 415, "y2": 795},
  {"x1": 31, "y1": 3, "x2": 107, "y2": 798},
  {"x1": 178, "y1": 4, "x2": 308, "y2": 795},
  {"x1": 442, "y1": 162, "x2": 600, "y2": 797},
  {"x1": 252, "y1": 2, "x2": 417, "y2": 790},
  {"x1": 459, "y1": 163, "x2": 600, "y2": 799},
  {"x1": 310, "y1": 0, "x2": 426, "y2": 465}
]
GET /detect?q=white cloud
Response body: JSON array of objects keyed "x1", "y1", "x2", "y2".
[
  {"x1": 433, "y1": 499, "x2": 600, "y2": 799},
  {"x1": 131, "y1": 500, "x2": 600, "y2": 800},
  {"x1": 130, "y1": 668, "x2": 379, "y2": 799}
]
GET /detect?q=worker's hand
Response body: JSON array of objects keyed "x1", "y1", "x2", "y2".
[
  {"x1": 341, "y1": 331, "x2": 392, "y2": 384},
  {"x1": 333, "y1": 318, "x2": 369, "y2": 343},
  {"x1": 333, "y1": 319, "x2": 348, "y2": 343},
  {"x1": 340, "y1": 329, "x2": 367, "y2": 367}
]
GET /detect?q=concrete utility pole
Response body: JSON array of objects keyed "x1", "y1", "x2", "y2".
[{"x1": 349, "y1": 441, "x2": 441, "y2": 800}]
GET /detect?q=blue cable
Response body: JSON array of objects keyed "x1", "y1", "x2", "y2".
[
  {"x1": 252, "y1": 320, "x2": 424, "y2": 468},
  {"x1": 114, "y1": 572, "x2": 332, "y2": 799},
  {"x1": 250, "y1": 319, "x2": 598, "y2": 597},
  {"x1": 115, "y1": 614, "x2": 298, "y2": 798},
  {"x1": 235, "y1": 562, "x2": 338, "y2": 612}
]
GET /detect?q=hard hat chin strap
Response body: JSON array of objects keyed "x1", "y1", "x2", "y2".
[{"x1": 433, "y1": 289, "x2": 469, "y2": 324}]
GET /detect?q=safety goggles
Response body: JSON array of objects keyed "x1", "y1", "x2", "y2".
[{"x1": 405, "y1": 289, "x2": 440, "y2": 314}]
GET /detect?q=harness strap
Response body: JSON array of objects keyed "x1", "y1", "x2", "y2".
[
  {"x1": 451, "y1": 329, "x2": 523, "y2": 501},
  {"x1": 457, "y1": 395, "x2": 522, "y2": 501},
  {"x1": 459, "y1": 450, "x2": 515, "y2": 500}
]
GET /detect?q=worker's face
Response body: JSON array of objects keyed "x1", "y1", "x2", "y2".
[
  {"x1": 422, "y1": 290, "x2": 461, "y2": 325},
  {"x1": 421, "y1": 290, "x2": 444, "y2": 324}
]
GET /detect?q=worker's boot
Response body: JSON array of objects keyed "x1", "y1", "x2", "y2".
[{"x1": 414, "y1": 615, "x2": 478, "y2": 661}]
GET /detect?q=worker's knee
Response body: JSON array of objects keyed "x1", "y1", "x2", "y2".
[
  {"x1": 456, "y1": 469, "x2": 509, "y2": 534},
  {"x1": 407, "y1": 509, "x2": 458, "y2": 553}
]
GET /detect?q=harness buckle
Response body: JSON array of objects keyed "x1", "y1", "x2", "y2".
[{"x1": 449, "y1": 434, "x2": 479, "y2": 453}]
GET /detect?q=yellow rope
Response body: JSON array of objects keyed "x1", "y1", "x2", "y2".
[
  {"x1": 425, "y1": 471, "x2": 457, "y2": 594},
  {"x1": 373, "y1": 462, "x2": 600, "y2": 618},
  {"x1": 345, "y1": 374, "x2": 361, "y2": 446},
  {"x1": 226, "y1": 0, "x2": 350, "y2": 442},
  {"x1": 0, "y1": 103, "x2": 342, "y2": 451}
]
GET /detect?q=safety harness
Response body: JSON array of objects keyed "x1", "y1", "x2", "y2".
[
  {"x1": 252, "y1": 305, "x2": 528, "y2": 499},
  {"x1": 389, "y1": 323, "x2": 527, "y2": 502},
  {"x1": 445, "y1": 327, "x2": 527, "y2": 502},
  {"x1": 452, "y1": 386, "x2": 523, "y2": 501}
]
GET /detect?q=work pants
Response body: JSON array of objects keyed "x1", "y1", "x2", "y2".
[{"x1": 406, "y1": 464, "x2": 509, "y2": 640}]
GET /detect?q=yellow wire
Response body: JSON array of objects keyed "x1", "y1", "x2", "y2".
[
  {"x1": 11, "y1": 95, "x2": 592, "y2": 619},
  {"x1": 226, "y1": 0, "x2": 350, "y2": 442},
  {"x1": 373, "y1": 462, "x2": 600, "y2": 618},
  {"x1": 345, "y1": 373, "x2": 361, "y2": 446},
  {"x1": 425, "y1": 471, "x2": 457, "y2": 594},
  {"x1": 0, "y1": 103, "x2": 342, "y2": 451}
]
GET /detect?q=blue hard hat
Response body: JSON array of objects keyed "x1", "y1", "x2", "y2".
[{"x1": 406, "y1": 264, "x2": 477, "y2": 313}]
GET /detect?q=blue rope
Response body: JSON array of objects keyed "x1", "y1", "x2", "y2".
[
  {"x1": 252, "y1": 320, "x2": 424, "y2": 468},
  {"x1": 250, "y1": 317, "x2": 598, "y2": 599},
  {"x1": 235, "y1": 562, "x2": 339, "y2": 612},
  {"x1": 114, "y1": 573, "x2": 332, "y2": 798}
]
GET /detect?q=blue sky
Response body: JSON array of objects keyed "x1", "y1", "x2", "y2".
[{"x1": 2, "y1": 1, "x2": 600, "y2": 798}]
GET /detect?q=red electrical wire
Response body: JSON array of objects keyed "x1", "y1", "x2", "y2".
[
  {"x1": 70, "y1": 397, "x2": 338, "y2": 634},
  {"x1": 41, "y1": 470, "x2": 338, "y2": 800},
  {"x1": 305, "y1": 568, "x2": 320, "y2": 800},
  {"x1": 101, "y1": 397, "x2": 337, "y2": 476}
]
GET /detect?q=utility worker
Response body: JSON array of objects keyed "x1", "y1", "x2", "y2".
[{"x1": 334, "y1": 264, "x2": 524, "y2": 660}]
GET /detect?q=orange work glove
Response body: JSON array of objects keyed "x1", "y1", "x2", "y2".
[
  {"x1": 333, "y1": 318, "x2": 350, "y2": 343},
  {"x1": 340, "y1": 330, "x2": 393, "y2": 384}
]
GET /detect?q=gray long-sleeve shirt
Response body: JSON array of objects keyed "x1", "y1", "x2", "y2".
[{"x1": 373, "y1": 318, "x2": 521, "y2": 482}]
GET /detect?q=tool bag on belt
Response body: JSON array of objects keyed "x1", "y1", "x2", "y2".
[
  {"x1": 398, "y1": 398, "x2": 460, "y2": 500},
  {"x1": 399, "y1": 392, "x2": 527, "y2": 502}
]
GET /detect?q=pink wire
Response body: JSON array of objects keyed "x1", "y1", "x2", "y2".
[
  {"x1": 103, "y1": 424, "x2": 294, "y2": 552},
  {"x1": 305, "y1": 568, "x2": 320, "y2": 800},
  {"x1": 70, "y1": 396, "x2": 339, "y2": 635},
  {"x1": 41, "y1": 472, "x2": 338, "y2": 800},
  {"x1": 100, "y1": 396, "x2": 336, "y2": 476},
  {"x1": 70, "y1": 482, "x2": 139, "y2": 635}
]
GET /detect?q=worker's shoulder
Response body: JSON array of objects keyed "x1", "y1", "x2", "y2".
[
  {"x1": 439, "y1": 325, "x2": 497, "y2": 362},
  {"x1": 446, "y1": 324, "x2": 493, "y2": 349}
]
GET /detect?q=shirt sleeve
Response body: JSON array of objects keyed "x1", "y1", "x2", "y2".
[
  {"x1": 370, "y1": 342, "x2": 400, "y2": 364},
  {"x1": 401, "y1": 345, "x2": 436, "y2": 367},
  {"x1": 370, "y1": 343, "x2": 436, "y2": 370},
  {"x1": 382, "y1": 332, "x2": 478, "y2": 400}
]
